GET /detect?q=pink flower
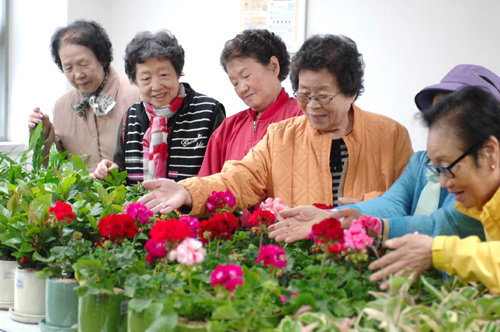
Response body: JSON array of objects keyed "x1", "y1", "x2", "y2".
[
  {"x1": 145, "y1": 238, "x2": 167, "y2": 264},
  {"x1": 211, "y1": 264, "x2": 244, "y2": 291},
  {"x1": 343, "y1": 220, "x2": 373, "y2": 252},
  {"x1": 206, "y1": 190, "x2": 236, "y2": 213},
  {"x1": 280, "y1": 295, "x2": 287, "y2": 303},
  {"x1": 260, "y1": 197, "x2": 288, "y2": 220},
  {"x1": 255, "y1": 244, "x2": 287, "y2": 268},
  {"x1": 357, "y1": 215, "x2": 382, "y2": 234},
  {"x1": 168, "y1": 238, "x2": 206, "y2": 266},
  {"x1": 125, "y1": 202, "x2": 153, "y2": 225},
  {"x1": 179, "y1": 215, "x2": 200, "y2": 238}
]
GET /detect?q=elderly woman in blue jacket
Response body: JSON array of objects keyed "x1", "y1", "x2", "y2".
[{"x1": 269, "y1": 64, "x2": 500, "y2": 243}]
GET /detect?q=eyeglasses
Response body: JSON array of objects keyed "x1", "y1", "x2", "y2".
[
  {"x1": 294, "y1": 92, "x2": 340, "y2": 105},
  {"x1": 425, "y1": 142, "x2": 481, "y2": 178}
]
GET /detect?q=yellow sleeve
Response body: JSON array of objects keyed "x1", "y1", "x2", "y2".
[{"x1": 432, "y1": 236, "x2": 500, "y2": 293}]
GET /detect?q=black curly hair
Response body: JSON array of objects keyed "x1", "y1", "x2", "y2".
[
  {"x1": 422, "y1": 86, "x2": 500, "y2": 164},
  {"x1": 51, "y1": 20, "x2": 112, "y2": 73},
  {"x1": 124, "y1": 30, "x2": 185, "y2": 84},
  {"x1": 220, "y1": 29, "x2": 290, "y2": 82},
  {"x1": 290, "y1": 34, "x2": 364, "y2": 98}
]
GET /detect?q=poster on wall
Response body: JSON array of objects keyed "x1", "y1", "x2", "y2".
[{"x1": 240, "y1": 0, "x2": 306, "y2": 53}]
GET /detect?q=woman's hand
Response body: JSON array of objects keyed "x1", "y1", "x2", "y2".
[
  {"x1": 337, "y1": 197, "x2": 361, "y2": 206},
  {"x1": 28, "y1": 107, "x2": 51, "y2": 136},
  {"x1": 269, "y1": 206, "x2": 330, "y2": 242},
  {"x1": 328, "y1": 207, "x2": 363, "y2": 228},
  {"x1": 89, "y1": 159, "x2": 118, "y2": 179},
  {"x1": 139, "y1": 179, "x2": 193, "y2": 215},
  {"x1": 368, "y1": 233, "x2": 434, "y2": 290}
]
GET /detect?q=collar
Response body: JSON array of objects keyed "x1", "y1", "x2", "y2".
[
  {"x1": 246, "y1": 88, "x2": 290, "y2": 121},
  {"x1": 456, "y1": 186, "x2": 500, "y2": 240}
]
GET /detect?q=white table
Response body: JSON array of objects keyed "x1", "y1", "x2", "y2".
[{"x1": 0, "y1": 309, "x2": 41, "y2": 332}]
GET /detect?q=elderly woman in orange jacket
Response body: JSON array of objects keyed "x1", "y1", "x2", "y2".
[{"x1": 138, "y1": 34, "x2": 413, "y2": 217}]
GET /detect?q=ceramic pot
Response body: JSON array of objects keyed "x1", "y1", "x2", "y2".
[
  {"x1": 10, "y1": 267, "x2": 46, "y2": 323},
  {"x1": 78, "y1": 291, "x2": 128, "y2": 332},
  {"x1": 39, "y1": 277, "x2": 78, "y2": 332},
  {"x1": 0, "y1": 260, "x2": 18, "y2": 309}
]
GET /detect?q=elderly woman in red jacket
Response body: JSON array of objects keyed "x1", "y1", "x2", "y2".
[
  {"x1": 138, "y1": 34, "x2": 413, "y2": 217},
  {"x1": 198, "y1": 29, "x2": 302, "y2": 177}
]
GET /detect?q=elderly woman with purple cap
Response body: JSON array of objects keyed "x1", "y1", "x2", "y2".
[
  {"x1": 370, "y1": 85, "x2": 500, "y2": 293},
  {"x1": 270, "y1": 64, "x2": 500, "y2": 245}
]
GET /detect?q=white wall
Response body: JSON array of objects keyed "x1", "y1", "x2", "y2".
[{"x1": 8, "y1": 0, "x2": 500, "y2": 151}]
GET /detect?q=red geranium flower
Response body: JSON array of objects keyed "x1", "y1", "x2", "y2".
[
  {"x1": 150, "y1": 218, "x2": 192, "y2": 243},
  {"x1": 313, "y1": 203, "x2": 334, "y2": 210},
  {"x1": 198, "y1": 212, "x2": 239, "y2": 245},
  {"x1": 309, "y1": 218, "x2": 346, "y2": 256},
  {"x1": 98, "y1": 214, "x2": 138, "y2": 242},
  {"x1": 48, "y1": 201, "x2": 75, "y2": 224},
  {"x1": 248, "y1": 209, "x2": 276, "y2": 229}
]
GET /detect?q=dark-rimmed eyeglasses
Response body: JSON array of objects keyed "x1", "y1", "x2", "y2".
[
  {"x1": 425, "y1": 142, "x2": 481, "y2": 178},
  {"x1": 294, "y1": 92, "x2": 340, "y2": 105}
]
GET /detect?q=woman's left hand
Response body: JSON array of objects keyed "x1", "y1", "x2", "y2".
[{"x1": 368, "y1": 233, "x2": 434, "y2": 290}]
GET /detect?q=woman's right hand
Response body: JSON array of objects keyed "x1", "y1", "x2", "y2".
[
  {"x1": 139, "y1": 179, "x2": 193, "y2": 215},
  {"x1": 29, "y1": 107, "x2": 52, "y2": 137},
  {"x1": 89, "y1": 159, "x2": 118, "y2": 179}
]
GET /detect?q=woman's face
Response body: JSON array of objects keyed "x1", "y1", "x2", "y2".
[
  {"x1": 226, "y1": 56, "x2": 282, "y2": 113},
  {"x1": 297, "y1": 69, "x2": 356, "y2": 138},
  {"x1": 135, "y1": 57, "x2": 180, "y2": 107},
  {"x1": 59, "y1": 44, "x2": 106, "y2": 94},
  {"x1": 427, "y1": 124, "x2": 499, "y2": 208}
]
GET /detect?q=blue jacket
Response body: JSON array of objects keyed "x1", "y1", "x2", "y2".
[{"x1": 342, "y1": 151, "x2": 485, "y2": 240}]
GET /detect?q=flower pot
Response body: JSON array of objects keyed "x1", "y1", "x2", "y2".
[
  {"x1": 39, "y1": 277, "x2": 78, "y2": 332},
  {"x1": 0, "y1": 260, "x2": 18, "y2": 309},
  {"x1": 175, "y1": 317, "x2": 208, "y2": 332},
  {"x1": 78, "y1": 291, "x2": 128, "y2": 332},
  {"x1": 10, "y1": 267, "x2": 46, "y2": 323},
  {"x1": 127, "y1": 310, "x2": 147, "y2": 332}
]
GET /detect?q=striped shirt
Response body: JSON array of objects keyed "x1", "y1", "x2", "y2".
[
  {"x1": 330, "y1": 138, "x2": 349, "y2": 207},
  {"x1": 113, "y1": 83, "x2": 225, "y2": 184}
]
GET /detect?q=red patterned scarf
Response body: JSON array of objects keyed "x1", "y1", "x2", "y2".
[{"x1": 142, "y1": 84, "x2": 185, "y2": 180}]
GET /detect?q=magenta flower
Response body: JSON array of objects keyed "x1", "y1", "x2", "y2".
[
  {"x1": 145, "y1": 238, "x2": 167, "y2": 264},
  {"x1": 168, "y1": 238, "x2": 206, "y2": 266},
  {"x1": 343, "y1": 220, "x2": 373, "y2": 252},
  {"x1": 211, "y1": 264, "x2": 244, "y2": 291},
  {"x1": 255, "y1": 244, "x2": 287, "y2": 268},
  {"x1": 259, "y1": 197, "x2": 288, "y2": 220},
  {"x1": 357, "y1": 215, "x2": 382, "y2": 234},
  {"x1": 125, "y1": 202, "x2": 153, "y2": 225},
  {"x1": 206, "y1": 190, "x2": 236, "y2": 213},
  {"x1": 179, "y1": 215, "x2": 200, "y2": 238}
]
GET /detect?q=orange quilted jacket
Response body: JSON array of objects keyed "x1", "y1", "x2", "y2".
[{"x1": 181, "y1": 105, "x2": 413, "y2": 217}]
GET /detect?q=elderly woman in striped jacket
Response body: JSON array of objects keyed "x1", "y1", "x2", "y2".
[{"x1": 91, "y1": 30, "x2": 225, "y2": 183}]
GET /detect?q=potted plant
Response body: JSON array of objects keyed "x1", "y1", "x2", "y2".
[{"x1": 74, "y1": 211, "x2": 147, "y2": 332}]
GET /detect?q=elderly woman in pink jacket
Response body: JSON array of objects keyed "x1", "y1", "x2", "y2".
[
  {"x1": 138, "y1": 34, "x2": 413, "y2": 217},
  {"x1": 28, "y1": 20, "x2": 139, "y2": 171}
]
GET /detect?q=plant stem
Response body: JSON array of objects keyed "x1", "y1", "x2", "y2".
[
  {"x1": 215, "y1": 238, "x2": 220, "y2": 257},
  {"x1": 358, "y1": 262, "x2": 363, "y2": 286},
  {"x1": 258, "y1": 231, "x2": 263, "y2": 251},
  {"x1": 319, "y1": 254, "x2": 326, "y2": 285}
]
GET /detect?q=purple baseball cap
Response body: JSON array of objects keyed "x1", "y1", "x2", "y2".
[{"x1": 415, "y1": 64, "x2": 500, "y2": 111}]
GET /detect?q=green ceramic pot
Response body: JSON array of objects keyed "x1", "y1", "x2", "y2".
[
  {"x1": 175, "y1": 317, "x2": 208, "y2": 332},
  {"x1": 78, "y1": 292, "x2": 128, "y2": 332},
  {"x1": 39, "y1": 277, "x2": 78, "y2": 332},
  {"x1": 127, "y1": 310, "x2": 146, "y2": 332}
]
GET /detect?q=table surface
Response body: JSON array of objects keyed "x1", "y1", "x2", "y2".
[{"x1": 0, "y1": 309, "x2": 41, "y2": 332}]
